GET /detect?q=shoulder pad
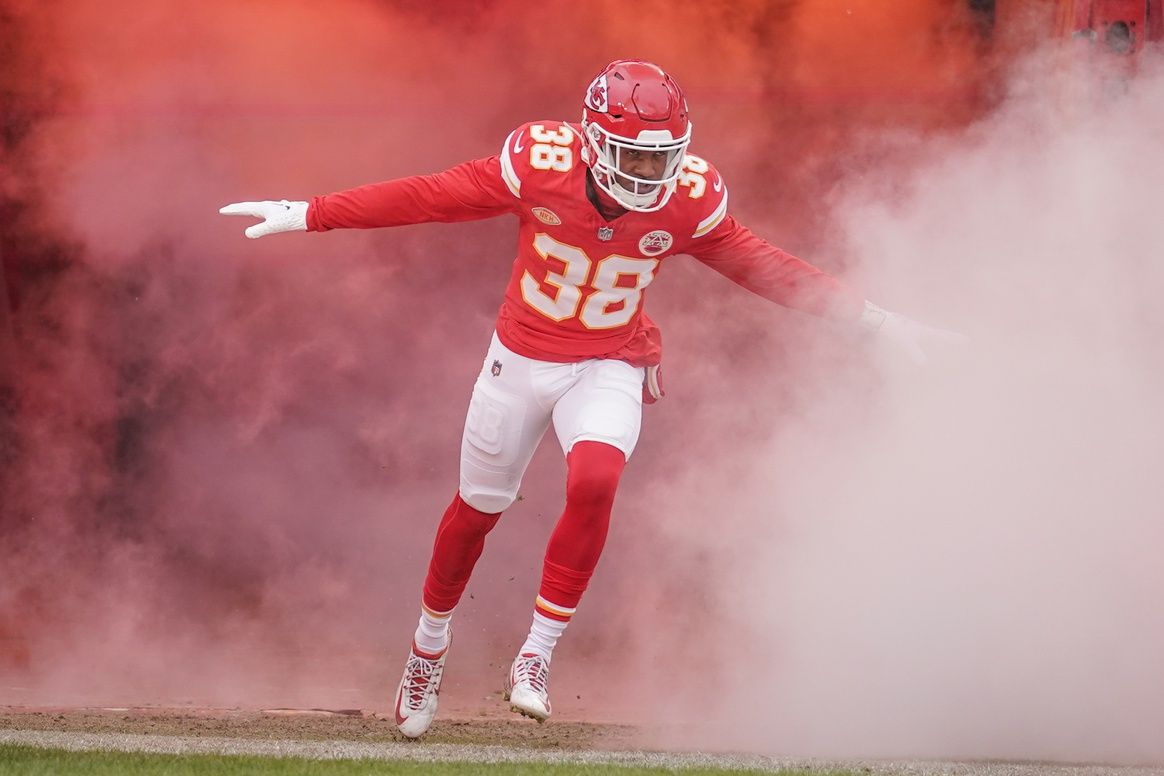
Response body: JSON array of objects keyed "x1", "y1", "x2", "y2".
[
  {"x1": 674, "y1": 153, "x2": 729, "y2": 238},
  {"x1": 498, "y1": 121, "x2": 581, "y2": 199}
]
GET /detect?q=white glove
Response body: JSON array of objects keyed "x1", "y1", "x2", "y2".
[
  {"x1": 860, "y1": 301, "x2": 967, "y2": 365},
  {"x1": 219, "y1": 200, "x2": 308, "y2": 239}
]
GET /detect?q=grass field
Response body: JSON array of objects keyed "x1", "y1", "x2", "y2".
[{"x1": 0, "y1": 744, "x2": 839, "y2": 776}]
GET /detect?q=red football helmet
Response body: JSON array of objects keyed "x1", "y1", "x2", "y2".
[{"x1": 580, "y1": 59, "x2": 692, "y2": 213}]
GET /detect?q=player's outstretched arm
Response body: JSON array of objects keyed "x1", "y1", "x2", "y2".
[
  {"x1": 219, "y1": 200, "x2": 308, "y2": 239},
  {"x1": 859, "y1": 301, "x2": 968, "y2": 365}
]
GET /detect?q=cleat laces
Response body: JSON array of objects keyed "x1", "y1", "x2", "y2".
[
  {"x1": 402, "y1": 653, "x2": 443, "y2": 712},
  {"x1": 512, "y1": 653, "x2": 550, "y2": 698}
]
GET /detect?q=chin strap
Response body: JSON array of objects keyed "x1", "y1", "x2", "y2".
[{"x1": 610, "y1": 178, "x2": 662, "y2": 210}]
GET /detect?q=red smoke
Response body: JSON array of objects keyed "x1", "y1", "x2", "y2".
[{"x1": 2, "y1": 0, "x2": 1000, "y2": 728}]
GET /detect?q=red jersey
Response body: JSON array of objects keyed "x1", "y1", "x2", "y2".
[{"x1": 307, "y1": 120, "x2": 863, "y2": 367}]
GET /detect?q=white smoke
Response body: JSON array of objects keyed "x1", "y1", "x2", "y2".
[{"x1": 646, "y1": 46, "x2": 1164, "y2": 764}]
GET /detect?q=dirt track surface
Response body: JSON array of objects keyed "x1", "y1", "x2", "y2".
[
  {"x1": 0, "y1": 706, "x2": 627, "y2": 748},
  {"x1": 2, "y1": 707, "x2": 1164, "y2": 775}
]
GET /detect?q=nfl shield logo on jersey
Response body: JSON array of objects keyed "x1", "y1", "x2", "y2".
[
  {"x1": 638, "y1": 230, "x2": 673, "y2": 257},
  {"x1": 597, "y1": 226, "x2": 614, "y2": 241},
  {"x1": 491, "y1": 359, "x2": 502, "y2": 377}
]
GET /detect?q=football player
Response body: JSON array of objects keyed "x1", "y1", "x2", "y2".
[{"x1": 221, "y1": 59, "x2": 957, "y2": 737}]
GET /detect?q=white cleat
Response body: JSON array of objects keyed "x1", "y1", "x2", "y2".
[
  {"x1": 503, "y1": 652, "x2": 552, "y2": 722},
  {"x1": 393, "y1": 640, "x2": 448, "y2": 738}
]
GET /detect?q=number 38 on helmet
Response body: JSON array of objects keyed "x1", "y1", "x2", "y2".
[{"x1": 580, "y1": 59, "x2": 692, "y2": 213}]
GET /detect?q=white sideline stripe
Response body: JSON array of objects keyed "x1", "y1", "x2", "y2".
[
  {"x1": 0, "y1": 729, "x2": 784, "y2": 769},
  {"x1": 3, "y1": 730, "x2": 1163, "y2": 775}
]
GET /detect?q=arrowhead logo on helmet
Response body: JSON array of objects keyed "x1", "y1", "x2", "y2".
[{"x1": 586, "y1": 76, "x2": 608, "y2": 112}]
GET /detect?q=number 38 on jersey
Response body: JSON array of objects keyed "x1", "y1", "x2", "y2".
[
  {"x1": 527, "y1": 124, "x2": 574, "y2": 172},
  {"x1": 520, "y1": 234, "x2": 658, "y2": 330}
]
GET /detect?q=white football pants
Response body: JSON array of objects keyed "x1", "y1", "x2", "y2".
[{"x1": 458, "y1": 332, "x2": 644, "y2": 514}]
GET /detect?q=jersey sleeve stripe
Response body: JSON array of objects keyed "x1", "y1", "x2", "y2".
[
  {"x1": 692, "y1": 187, "x2": 728, "y2": 237},
  {"x1": 499, "y1": 130, "x2": 522, "y2": 198}
]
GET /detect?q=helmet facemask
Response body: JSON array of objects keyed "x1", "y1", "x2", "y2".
[{"x1": 582, "y1": 119, "x2": 691, "y2": 213}]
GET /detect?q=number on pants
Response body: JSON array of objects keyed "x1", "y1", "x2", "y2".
[
  {"x1": 520, "y1": 234, "x2": 659, "y2": 330},
  {"x1": 466, "y1": 392, "x2": 505, "y2": 454}
]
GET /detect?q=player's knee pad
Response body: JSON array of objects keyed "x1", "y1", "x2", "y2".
[{"x1": 458, "y1": 485, "x2": 516, "y2": 515}]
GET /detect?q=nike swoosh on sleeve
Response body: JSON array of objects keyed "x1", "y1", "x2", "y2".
[
  {"x1": 513, "y1": 132, "x2": 525, "y2": 153},
  {"x1": 712, "y1": 175, "x2": 723, "y2": 193}
]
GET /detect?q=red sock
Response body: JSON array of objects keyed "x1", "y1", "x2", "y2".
[
  {"x1": 536, "y1": 441, "x2": 626, "y2": 620},
  {"x1": 421, "y1": 493, "x2": 502, "y2": 613}
]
